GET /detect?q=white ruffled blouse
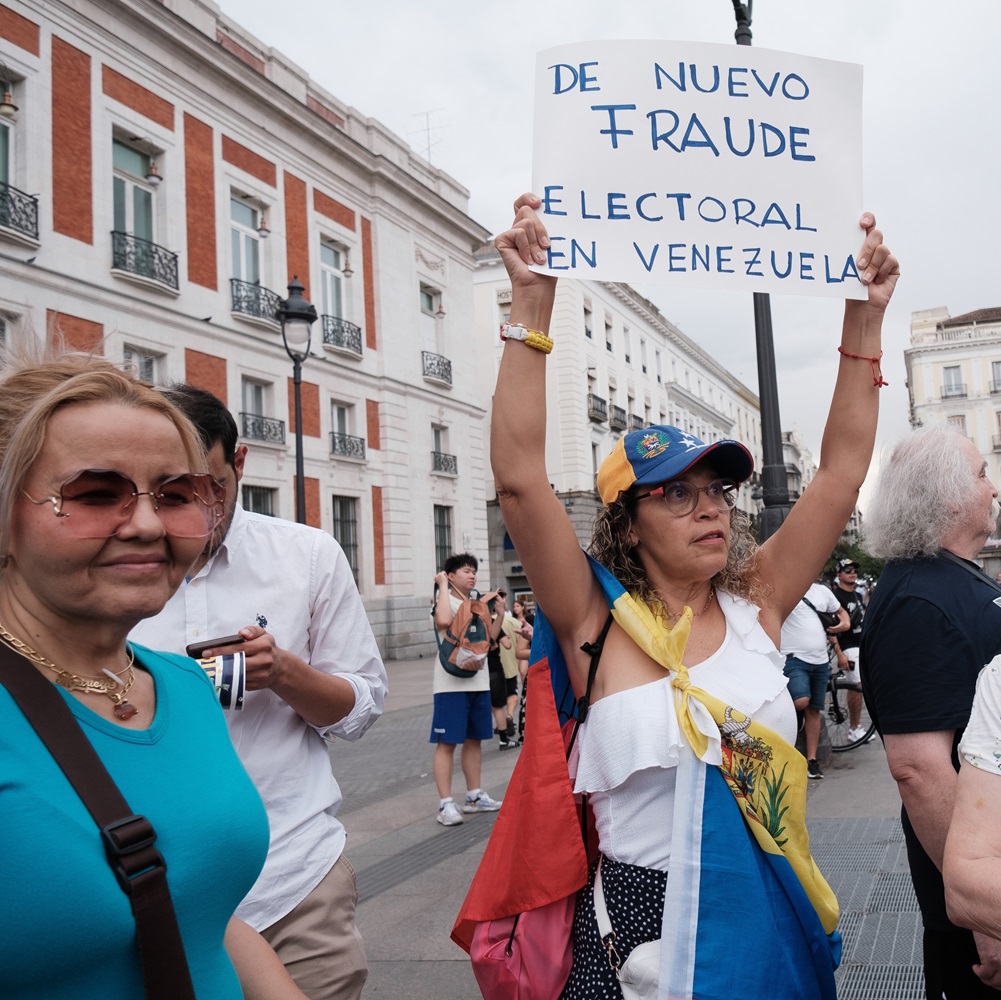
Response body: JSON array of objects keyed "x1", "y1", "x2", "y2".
[{"x1": 568, "y1": 591, "x2": 796, "y2": 871}]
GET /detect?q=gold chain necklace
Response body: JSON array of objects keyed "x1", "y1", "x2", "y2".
[
  {"x1": 651, "y1": 586, "x2": 715, "y2": 627},
  {"x1": 0, "y1": 623, "x2": 139, "y2": 720}
]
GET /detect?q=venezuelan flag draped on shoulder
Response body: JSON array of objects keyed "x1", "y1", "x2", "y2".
[{"x1": 455, "y1": 555, "x2": 840, "y2": 1000}]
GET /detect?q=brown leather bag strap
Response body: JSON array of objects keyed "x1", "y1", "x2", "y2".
[{"x1": 0, "y1": 643, "x2": 197, "y2": 1000}]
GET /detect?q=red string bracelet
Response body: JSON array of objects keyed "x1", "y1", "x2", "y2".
[{"x1": 838, "y1": 346, "x2": 888, "y2": 388}]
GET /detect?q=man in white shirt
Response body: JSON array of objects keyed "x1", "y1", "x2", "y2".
[
  {"x1": 780, "y1": 581, "x2": 849, "y2": 779},
  {"x1": 431, "y1": 553, "x2": 505, "y2": 825},
  {"x1": 133, "y1": 385, "x2": 388, "y2": 1000}
]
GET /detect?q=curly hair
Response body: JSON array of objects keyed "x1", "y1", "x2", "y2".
[
  {"x1": 865, "y1": 427, "x2": 988, "y2": 560},
  {"x1": 588, "y1": 491, "x2": 763, "y2": 606}
]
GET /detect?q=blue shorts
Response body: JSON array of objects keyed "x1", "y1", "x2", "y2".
[
  {"x1": 783, "y1": 655, "x2": 828, "y2": 711},
  {"x1": 429, "y1": 690, "x2": 493, "y2": 744}
]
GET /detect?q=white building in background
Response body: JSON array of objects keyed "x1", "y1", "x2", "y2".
[
  {"x1": 0, "y1": 0, "x2": 490, "y2": 658},
  {"x1": 782, "y1": 428, "x2": 817, "y2": 502},
  {"x1": 905, "y1": 305, "x2": 1001, "y2": 569},
  {"x1": 474, "y1": 245, "x2": 762, "y2": 598}
]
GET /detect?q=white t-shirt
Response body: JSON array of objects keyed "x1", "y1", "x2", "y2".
[
  {"x1": 433, "y1": 591, "x2": 491, "y2": 694},
  {"x1": 780, "y1": 583, "x2": 841, "y2": 665},
  {"x1": 960, "y1": 659, "x2": 1001, "y2": 773}
]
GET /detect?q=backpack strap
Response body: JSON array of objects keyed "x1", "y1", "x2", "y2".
[
  {"x1": 0, "y1": 643, "x2": 196, "y2": 999},
  {"x1": 939, "y1": 549, "x2": 1001, "y2": 596},
  {"x1": 566, "y1": 612, "x2": 614, "y2": 757}
]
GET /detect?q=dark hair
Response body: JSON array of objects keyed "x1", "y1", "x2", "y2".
[
  {"x1": 444, "y1": 552, "x2": 478, "y2": 574},
  {"x1": 161, "y1": 383, "x2": 238, "y2": 465}
]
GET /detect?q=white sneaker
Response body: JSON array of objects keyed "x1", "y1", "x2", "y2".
[
  {"x1": 462, "y1": 791, "x2": 503, "y2": 813},
  {"x1": 848, "y1": 726, "x2": 870, "y2": 743},
  {"x1": 436, "y1": 800, "x2": 464, "y2": 826}
]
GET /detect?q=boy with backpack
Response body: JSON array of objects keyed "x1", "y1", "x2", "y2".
[{"x1": 430, "y1": 553, "x2": 506, "y2": 826}]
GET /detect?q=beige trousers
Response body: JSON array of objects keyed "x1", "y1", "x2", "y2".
[{"x1": 260, "y1": 854, "x2": 368, "y2": 1000}]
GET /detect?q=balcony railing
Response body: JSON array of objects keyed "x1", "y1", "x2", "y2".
[
  {"x1": 111, "y1": 231, "x2": 179, "y2": 290},
  {"x1": 587, "y1": 393, "x2": 608, "y2": 423},
  {"x1": 322, "y1": 315, "x2": 363, "y2": 356},
  {"x1": 330, "y1": 432, "x2": 366, "y2": 459},
  {"x1": 231, "y1": 278, "x2": 282, "y2": 323},
  {"x1": 432, "y1": 450, "x2": 458, "y2": 474},
  {"x1": 240, "y1": 412, "x2": 286, "y2": 445},
  {"x1": 629, "y1": 413, "x2": 644, "y2": 431},
  {"x1": 991, "y1": 380, "x2": 1001, "y2": 395},
  {"x1": 993, "y1": 435, "x2": 1001, "y2": 451},
  {"x1": 940, "y1": 383, "x2": 967, "y2": 399},
  {"x1": 0, "y1": 181, "x2": 38, "y2": 239},
  {"x1": 609, "y1": 405, "x2": 628, "y2": 431},
  {"x1": 422, "y1": 350, "x2": 452, "y2": 385}
]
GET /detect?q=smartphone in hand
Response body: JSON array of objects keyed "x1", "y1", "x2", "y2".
[{"x1": 185, "y1": 634, "x2": 245, "y2": 659}]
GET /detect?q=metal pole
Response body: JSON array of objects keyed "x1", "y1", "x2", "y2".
[
  {"x1": 292, "y1": 355, "x2": 306, "y2": 524},
  {"x1": 732, "y1": 0, "x2": 790, "y2": 541}
]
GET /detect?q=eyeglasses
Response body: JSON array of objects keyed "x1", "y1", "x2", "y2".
[
  {"x1": 634, "y1": 479, "x2": 738, "y2": 517},
  {"x1": 22, "y1": 470, "x2": 226, "y2": 539},
  {"x1": 840, "y1": 567, "x2": 858, "y2": 574}
]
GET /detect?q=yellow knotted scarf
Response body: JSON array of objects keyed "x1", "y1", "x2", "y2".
[{"x1": 612, "y1": 589, "x2": 839, "y2": 934}]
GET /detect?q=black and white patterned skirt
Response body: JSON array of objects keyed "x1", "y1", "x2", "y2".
[{"x1": 560, "y1": 856, "x2": 668, "y2": 1000}]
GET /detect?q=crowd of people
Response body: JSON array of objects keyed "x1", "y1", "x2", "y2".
[{"x1": 4, "y1": 187, "x2": 1001, "y2": 1000}]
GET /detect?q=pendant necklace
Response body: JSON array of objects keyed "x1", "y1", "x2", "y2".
[
  {"x1": 652, "y1": 586, "x2": 715, "y2": 627},
  {"x1": 0, "y1": 622, "x2": 139, "y2": 720}
]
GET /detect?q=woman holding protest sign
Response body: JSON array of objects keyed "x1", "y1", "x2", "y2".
[{"x1": 469, "y1": 193, "x2": 898, "y2": 999}]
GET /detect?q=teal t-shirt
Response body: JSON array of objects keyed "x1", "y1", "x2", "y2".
[{"x1": 0, "y1": 645, "x2": 269, "y2": 999}]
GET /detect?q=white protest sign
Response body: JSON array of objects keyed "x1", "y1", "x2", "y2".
[{"x1": 532, "y1": 40, "x2": 864, "y2": 298}]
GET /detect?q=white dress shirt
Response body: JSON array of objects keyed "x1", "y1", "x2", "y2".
[{"x1": 132, "y1": 505, "x2": 388, "y2": 929}]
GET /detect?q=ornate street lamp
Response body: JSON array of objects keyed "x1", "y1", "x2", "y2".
[
  {"x1": 276, "y1": 276, "x2": 318, "y2": 524},
  {"x1": 731, "y1": 0, "x2": 791, "y2": 541}
]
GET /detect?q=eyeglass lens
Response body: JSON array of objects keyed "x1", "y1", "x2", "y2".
[
  {"x1": 656, "y1": 479, "x2": 736, "y2": 515},
  {"x1": 53, "y1": 470, "x2": 224, "y2": 538}
]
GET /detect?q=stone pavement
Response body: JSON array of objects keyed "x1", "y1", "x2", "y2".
[{"x1": 330, "y1": 656, "x2": 924, "y2": 999}]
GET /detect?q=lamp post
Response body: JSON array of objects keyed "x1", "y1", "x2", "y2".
[
  {"x1": 731, "y1": 0, "x2": 791, "y2": 542},
  {"x1": 276, "y1": 276, "x2": 318, "y2": 524}
]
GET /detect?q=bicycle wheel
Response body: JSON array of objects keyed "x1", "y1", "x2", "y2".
[{"x1": 827, "y1": 677, "x2": 876, "y2": 752}]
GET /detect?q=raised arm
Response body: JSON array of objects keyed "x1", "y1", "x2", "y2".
[
  {"x1": 756, "y1": 215, "x2": 900, "y2": 636},
  {"x1": 491, "y1": 195, "x2": 608, "y2": 685}
]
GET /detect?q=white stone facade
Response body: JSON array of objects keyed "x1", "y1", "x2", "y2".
[
  {"x1": 474, "y1": 247, "x2": 762, "y2": 596},
  {"x1": 0, "y1": 0, "x2": 490, "y2": 658}
]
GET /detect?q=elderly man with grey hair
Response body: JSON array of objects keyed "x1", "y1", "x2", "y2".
[{"x1": 861, "y1": 426, "x2": 1001, "y2": 998}]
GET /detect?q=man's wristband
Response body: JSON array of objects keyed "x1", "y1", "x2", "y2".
[{"x1": 499, "y1": 323, "x2": 553, "y2": 355}]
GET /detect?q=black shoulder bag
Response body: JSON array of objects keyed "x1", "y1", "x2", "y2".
[
  {"x1": 801, "y1": 595, "x2": 842, "y2": 630},
  {"x1": 0, "y1": 643, "x2": 197, "y2": 1000}
]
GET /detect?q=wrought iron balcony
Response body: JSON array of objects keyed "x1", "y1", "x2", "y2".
[
  {"x1": 422, "y1": 350, "x2": 452, "y2": 386},
  {"x1": 240, "y1": 412, "x2": 285, "y2": 445},
  {"x1": 432, "y1": 450, "x2": 458, "y2": 475},
  {"x1": 330, "y1": 432, "x2": 366, "y2": 459},
  {"x1": 993, "y1": 435, "x2": 1001, "y2": 451},
  {"x1": 629, "y1": 413, "x2": 644, "y2": 432},
  {"x1": 991, "y1": 380, "x2": 1001, "y2": 395},
  {"x1": 321, "y1": 315, "x2": 363, "y2": 356},
  {"x1": 609, "y1": 405, "x2": 628, "y2": 431},
  {"x1": 111, "y1": 231, "x2": 178, "y2": 290},
  {"x1": 231, "y1": 278, "x2": 282, "y2": 324},
  {"x1": 940, "y1": 383, "x2": 967, "y2": 399},
  {"x1": 0, "y1": 181, "x2": 38, "y2": 240},
  {"x1": 587, "y1": 393, "x2": 608, "y2": 423}
]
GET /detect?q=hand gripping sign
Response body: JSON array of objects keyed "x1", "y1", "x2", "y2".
[{"x1": 532, "y1": 40, "x2": 864, "y2": 298}]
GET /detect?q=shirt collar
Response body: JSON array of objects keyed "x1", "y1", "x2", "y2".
[{"x1": 193, "y1": 503, "x2": 249, "y2": 578}]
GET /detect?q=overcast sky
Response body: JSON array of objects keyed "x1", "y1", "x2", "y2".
[{"x1": 221, "y1": 0, "x2": 1001, "y2": 508}]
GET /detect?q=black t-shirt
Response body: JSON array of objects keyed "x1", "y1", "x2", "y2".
[
  {"x1": 860, "y1": 553, "x2": 1001, "y2": 929},
  {"x1": 831, "y1": 584, "x2": 864, "y2": 650}
]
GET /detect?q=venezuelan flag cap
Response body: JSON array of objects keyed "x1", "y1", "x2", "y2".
[{"x1": 596, "y1": 425, "x2": 754, "y2": 507}]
